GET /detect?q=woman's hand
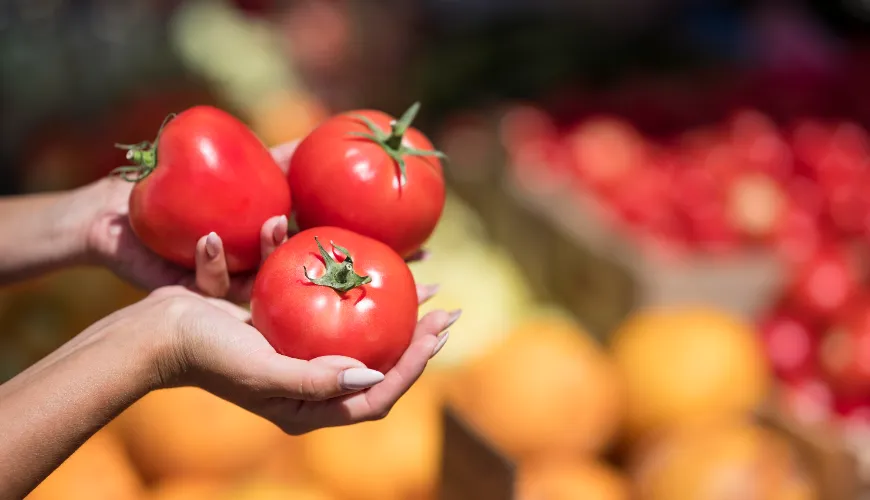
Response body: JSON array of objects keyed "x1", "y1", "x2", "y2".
[
  {"x1": 140, "y1": 286, "x2": 457, "y2": 433},
  {"x1": 0, "y1": 282, "x2": 456, "y2": 498},
  {"x1": 74, "y1": 143, "x2": 301, "y2": 302}
]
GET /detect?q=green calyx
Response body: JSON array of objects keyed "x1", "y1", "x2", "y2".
[
  {"x1": 348, "y1": 102, "x2": 448, "y2": 186},
  {"x1": 303, "y1": 237, "x2": 372, "y2": 293},
  {"x1": 110, "y1": 113, "x2": 177, "y2": 182}
]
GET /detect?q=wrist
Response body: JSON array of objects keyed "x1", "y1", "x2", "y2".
[
  {"x1": 54, "y1": 181, "x2": 107, "y2": 267},
  {"x1": 95, "y1": 307, "x2": 178, "y2": 393}
]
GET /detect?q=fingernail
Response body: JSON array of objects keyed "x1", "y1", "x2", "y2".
[
  {"x1": 418, "y1": 284, "x2": 440, "y2": 303},
  {"x1": 340, "y1": 368, "x2": 385, "y2": 390},
  {"x1": 273, "y1": 215, "x2": 288, "y2": 244},
  {"x1": 445, "y1": 309, "x2": 462, "y2": 330},
  {"x1": 205, "y1": 232, "x2": 221, "y2": 259},
  {"x1": 431, "y1": 331, "x2": 449, "y2": 358}
]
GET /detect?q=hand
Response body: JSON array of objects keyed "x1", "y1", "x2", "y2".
[
  {"x1": 77, "y1": 143, "x2": 300, "y2": 302},
  {"x1": 133, "y1": 286, "x2": 458, "y2": 434}
]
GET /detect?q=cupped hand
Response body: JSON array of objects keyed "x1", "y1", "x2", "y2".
[
  {"x1": 79, "y1": 140, "x2": 429, "y2": 301},
  {"x1": 79, "y1": 143, "x2": 300, "y2": 302},
  {"x1": 136, "y1": 285, "x2": 457, "y2": 434}
]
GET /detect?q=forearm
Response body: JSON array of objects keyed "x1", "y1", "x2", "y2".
[
  {"x1": 0, "y1": 317, "x2": 159, "y2": 498},
  {"x1": 0, "y1": 189, "x2": 90, "y2": 284}
]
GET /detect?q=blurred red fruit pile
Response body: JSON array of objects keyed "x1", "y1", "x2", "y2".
[{"x1": 500, "y1": 105, "x2": 870, "y2": 263}]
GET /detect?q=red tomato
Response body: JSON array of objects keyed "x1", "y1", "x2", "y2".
[
  {"x1": 288, "y1": 103, "x2": 446, "y2": 258},
  {"x1": 819, "y1": 304, "x2": 870, "y2": 397},
  {"x1": 250, "y1": 227, "x2": 418, "y2": 373},
  {"x1": 757, "y1": 309, "x2": 818, "y2": 382},
  {"x1": 785, "y1": 246, "x2": 860, "y2": 324},
  {"x1": 120, "y1": 106, "x2": 291, "y2": 272}
]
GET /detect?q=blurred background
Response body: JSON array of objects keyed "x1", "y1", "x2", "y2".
[{"x1": 8, "y1": 0, "x2": 870, "y2": 499}]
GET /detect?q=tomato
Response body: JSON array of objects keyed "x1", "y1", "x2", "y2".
[
  {"x1": 819, "y1": 303, "x2": 870, "y2": 397},
  {"x1": 118, "y1": 106, "x2": 291, "y2": 272},
  {"x1": 785, "y1": 245, "x2": 860, "y2": 324},
  {"x1": 757, "y1": 309, "x2": 818, "y2": 382},
  {"x1": 250, "y1": 227, "x2": 418, "y2": 373},
  {"x1": 288, "y1": 103, "x2": 446, "y2": 258}
]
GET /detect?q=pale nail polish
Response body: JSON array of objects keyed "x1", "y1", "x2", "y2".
[
  {"x1": 445, "y1": 309, "x2": 462, "y2": 329},
  {"x1": 431, "y1": 331, "x2": 449, "y2": 358},
  {"x1": 273, "y1": 215, "x2": 288, "y2": 244},
  {"x1": 205, "y1": 232, "x2": 221, "y2": 259},
  {"x1": 418, "y1": 284, "x2": 440, "y2": 303},
  {"x1": 340, "y1": 368, "x2": 385, "y2": 390}
]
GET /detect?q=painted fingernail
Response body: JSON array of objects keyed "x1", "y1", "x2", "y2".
[
  {"x1": 431, "y1": 331, "x2": 449, "y2": 358},
  {"x1": 340, "y1": 368, "x2": 385, "y2": 390},
  {"x1": 273, "y1": 215, "x2": 288, "y2": 244},
  {"x1": 418, "y1": 284, "x2": 440, "y2": 303},
  {"x1": 205, "y1": 232, "x2": 221, "y2": 259},
  {"x1": 446, "y1": 309, "x2": 462, "y2": 330}
]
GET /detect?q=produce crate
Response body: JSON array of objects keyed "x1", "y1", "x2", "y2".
[
  {"x1": 440, "y1": 404, "x2": 860, "y2": 500},
  {"x1": 441, "y1": 154, "x2": 860, "y2": 498},
  {"x1": 449, "y1": 168, "x2": 786, "y2": 339}
]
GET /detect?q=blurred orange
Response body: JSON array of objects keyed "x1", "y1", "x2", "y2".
[
  {"x1": 629, "y1": 420, "x2": 816, "y2": 500},
  {"x1": 450, "y1": 318, "x2": 623, "y2": 460},
  {"x1": 300, "y1": 374, "x2": 443, "y2": 500},
  {"x1": 516, "y1": 457, "x2": 630, "y2": 500},
  {"x1": 114, "y1": 387, "x2": 283, "y2": 482},
  {"x1": 26, "y1": 428, "x2": 143, "y2": 500},
  {"x1": 221, "y1": 479, "x2": 336, "y2": 500},
  {"x1": 611, "y1": 307, "x2": 770, "y2": 437},
  {"x1": 252, "y1": 434, "x2": 310, "y2": 484},
  {"x1": 146, "y1": 478, "x2": 225, "y2": 500}
]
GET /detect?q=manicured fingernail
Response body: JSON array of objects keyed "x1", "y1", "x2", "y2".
[
  {"x1": 431, "y1": 331, "x2": 449, "y2": 358},
  {"x1": 340, "y1": 368, "x2": 385, "y2": 390},
  {"x1": 418, "y1": 284, "x2": 440, "y2": 303},
  {"x1": 446, "y1": 309, "x2": 462, "y2": 329},
  {"x1": 273, "y1": 215, "x2": 288, "y2": 244},
  {"x1": 205, "y1": 232, "x2": 221, "y2": 259}
]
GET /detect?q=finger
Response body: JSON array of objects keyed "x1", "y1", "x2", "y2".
[
  {"x1": 261, "y1": 215, "x2": 289, "y2": 263},
  {"x1": 270, "y1": 140, "x2": 300, "y2": 174},
  {"x1": 319, "y1": 309, "x2": 457, "y2": 425},
  {"x1": 257, "y1": 353, "x2": 384, "y2": 401},
  {"x1": 194, "y1": 232, "x2": 231, "y2": 297},
  {"x1": 405, "y1": 248, "x2": 431, "y2": 263},
  {"x1": 204, "y1": 297, "x2": 252, "y2": 322},
  {"x1": 416, "y1": 284, "x2": 440, "y2": 305}
]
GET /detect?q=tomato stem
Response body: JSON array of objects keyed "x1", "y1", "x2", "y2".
[
  {"x1": 303, "y1": 237, "x2": 372, "y2": 293},
  {"x1": 110, "y1": 113, "x2": 176, "y2": 182},
  {"x1": 347, "y1": 102, "x2": 449, "y2": 186},
  {"x1": 384, "y1": 102, "x2": 420, "y2": 150}
]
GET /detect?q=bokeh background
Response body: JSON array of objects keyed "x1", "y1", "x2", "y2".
[{"x1": 7, "y1": 0, "x2": 870, "y2": 499}]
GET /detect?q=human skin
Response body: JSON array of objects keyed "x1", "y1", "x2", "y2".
[{"x1": 0, "y1": 141, "x2": 457, "y2": 498}]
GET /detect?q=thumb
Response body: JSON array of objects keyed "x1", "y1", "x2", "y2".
[{"x1": 259, "y1": 354, "x2": 384, "y2": 401}]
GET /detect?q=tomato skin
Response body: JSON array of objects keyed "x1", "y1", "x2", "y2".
[
  {"x1": 250, "y1": 227, "x2": 418, "y2": 373},
  {"x1": 288, "y1": 109, "x2": 446, "y2": 258},
  {"x1": 128, "y1": 106, "x2": 291, "y2": 272}
]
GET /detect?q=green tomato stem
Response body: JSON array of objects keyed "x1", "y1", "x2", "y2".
[
  {"x1": 303, "y1": 237, "x2": 372, "y2": 293},
  {"x1": 110, "y1": 113, "x2": 176, "y2": 182},
  {"x1": 347, "y1": 102, "x2": 449, "y2": 186}
]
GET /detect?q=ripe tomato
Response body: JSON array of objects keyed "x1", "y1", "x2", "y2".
[
  {"x1": 250, "y1": 227, "x2": 418, "y2": 373},
  {"x1": 785, "y1": 245, "x2": 860, "y2": 324},
  {"x1": 757, "y1": 309, "x2": 819, "y2": 382},
  {"x1": 819, "y1": 303, "x2": 870, "y2": 397},
  {"x1": 117, "y1": 106, "x2": 291, "y2": 272},
  {"x1": 288, "y1": 103, "x2": 446, "y2": 258}
]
